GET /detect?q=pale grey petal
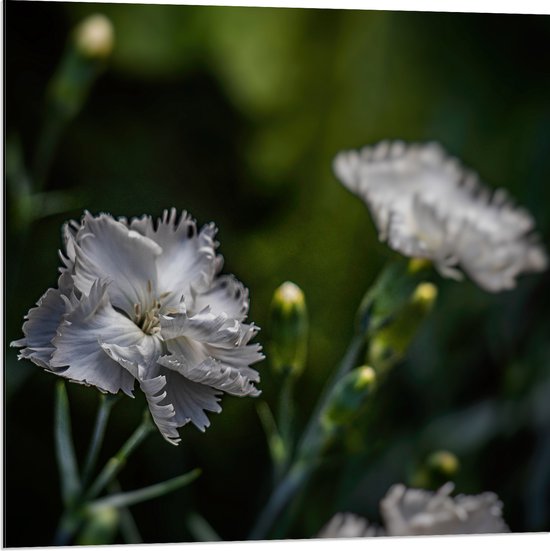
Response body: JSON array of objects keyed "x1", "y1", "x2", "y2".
[
  {"x1": 160, "y1": 368, "x2": 222, "y2": 431},
  {"x1": 130, "y1": 208, "x2": 221, "y2": 306},
  {"x1": 100, "y1": 340, "x2": 181, "y2": 444},
  {"x1": 166, "y1": 334, "x2": 263, "y2": 383},
  {"x1": 160, "y1": 307, "x2": 258, "y2": 348},
  {"x1": 49, "y1": 280, "x2": 144, "y2": 395},
  {"x1": 140, "y1": 372, "x2": 181, "y2": 445},
  {"x1": 192, "y1": 275, "x2": 250, "y2": 321},
  {"x1": 317, "y1": 513, "x2": 380, "y2": 538},
  {"x1": 10, "y1": 271, "x2": 75, "y2": 368},
  {"x1": 380, "y1": 483, "x2": 509, "y2": 536},
  {"x1": 158, "y1": 354, "x2": 260, "y2": 397},
  {"x1": 72, "y1": 211, "x2": 162, "y2": 316}
]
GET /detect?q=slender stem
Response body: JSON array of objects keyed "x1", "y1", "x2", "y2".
[
  {"x1": 248, "y1": 461, "x2": 310, "y2": 540},
  {"x1": 107, "y1": 480, "x2": 143, "y2": 544},
  {"x1": 297, "y1": 333, "x2": 364, "y2": 455},
  {"x1": 81, "y1": 394, "x2": 118, "y2": 487},
  {"x1": 278, "y1": 375, "x2": 295, "y2": 450},
  {"x1": 248, "y1": 333, "x2": 365, "y2": 540},
  {"x1": 85, "y1": 412, "x2": 154, "y2": 502},
  {"x1": 53, "y1": 510, "x2": 83, "y2": 547}
]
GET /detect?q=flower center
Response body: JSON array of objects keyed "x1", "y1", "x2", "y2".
[{"x1": 133, "y1": 300, "x2": 161, "y2": 335}]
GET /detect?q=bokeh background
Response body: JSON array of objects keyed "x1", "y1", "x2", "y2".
[{"x1": 5, "y1": 0, "x2": 550, "y2": 546}]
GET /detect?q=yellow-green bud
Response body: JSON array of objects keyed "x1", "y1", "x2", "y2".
[
  {"x1": 76, "y1": 506, "x2": 119, "y2": 545},
  {"x1": 368, "y1": 281, "x2": 438, "y2": 373},
  {"x1": 74, "y1": 14, "x2": 115, "y2": 60},
  {"x1": 427, "y1": 450, "x2": 460, "y2": 478},
  {"x1": 269, "y1": 281, "x2": 308, "y2": 377},
  {"x1": 411, "y1": 450, "x2": 460, "y2": 489},
  {"x1": 408, "y1": 257, "x2": 433, "y2": 275},
  {"x1": 321, "y1": 365, "x2": 376, "y2": 431}
]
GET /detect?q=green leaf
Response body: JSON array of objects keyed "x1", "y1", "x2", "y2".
[
  {"x1": 256, "y1": 401, "x2": 286, "y2": 469},
  {"x1": 54, "y1": 381, "x2": 81, "y2": 507},
  {"x1": 87, "y1": 469, "x2": 201, "y2": 511},
  {"x1": 186, "y1": 512, "x2": 221, "y2": 542}
]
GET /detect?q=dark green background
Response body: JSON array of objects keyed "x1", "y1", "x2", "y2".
[{"x1": 5, "y1": 1, "x2": 550, "y2": 546}]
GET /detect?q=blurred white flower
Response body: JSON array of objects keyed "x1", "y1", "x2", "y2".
[
  {"x1": 317, "y1": 482, "x2": 508, "y2": 538},
  {"x1": 317, "y1": 512, "x2": 380, "y2": 538},
  {"x1": 11, "y1": 209, "x2": 264, "y2": 445},
  {"x1": 380, "y1": 482, "x2": 509, "y2": 536},
  {"x1": 334, "y1": 141, "x2": 548, "y2": 292}
]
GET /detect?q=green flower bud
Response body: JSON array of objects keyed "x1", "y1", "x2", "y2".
[
  {"x1": 368, "y1": 281, "x2": 438, "y2": 373},
  {"x1": 427, "y1": 450, "x2": 460, "y2": 478},
  {"x1": 74, "y1": 14, "x2": 115, "y2": 60},
  {"x1": 408, "y1": 257, "x2": 433, "y2": 275},
  {"x1": 269, "y1": 281, "x2": 308, "y2": 378},
  {"x1": 321, "y1": 365, "x2": 376, "y2": 431},
  {"x1": 411, "y1": 450, "x2": 460, "y2": 489},
  {"x1": 76, "y1": 506, "x2": 119, "y2": 546}
]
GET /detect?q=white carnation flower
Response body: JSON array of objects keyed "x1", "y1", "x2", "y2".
[
  {"x1": 380, "y1": 482, "x2": 509, "y2": 536},
  {"x1": 334, "y1": 141, "x2": 548, "y2": 292},
  {"x1": 317, "y1": 512, "x2": 380, "y2": 538},
  {"x1": 11, "y1": 209, "x2": 264, "y2": 445},
  {"x1": 318, "y1": 483, "x2": 508, "y2": 539}
]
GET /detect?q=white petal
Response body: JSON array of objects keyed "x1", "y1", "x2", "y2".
[
  {"x1": 49, "y1": 281, "x2": 144, "y2": 395},
  {"x1": 160, "y1": 306, "x2": 258, "y2": 348},
  {"x1": 158, "y1": 354, "x2": 260, "y2": 397},
  {"x1": 160, "y1": 368, "x2": 222, "y2": 431},
  {"x1": 100, "y1": 339, "x2": 181, "y2": 444},
  {"x1": 130, "y1": 208, "x2": 221, "y2": 306},
  {"x1": 72, "y1": 211, "x2": 162, "y2": 315},
  {"x1": 192, "y1": 275, "x2": 250, "y2": 321},
  {"x1": 111, "y1": 339, "x2": 224, "y2": 431},
  {"x1": 10, "y1": 271, "x2": 75, "y2": 368}
]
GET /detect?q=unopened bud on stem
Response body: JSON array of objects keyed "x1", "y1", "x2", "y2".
[
  {"x1": 322, "y1": 365, "x2": 376, "y2": 431},
  {"x1": 269, "y1": 281, "x2": 308, "y2": 378},
  {"x1": 74, "y1": 14, "x2": 114, "y2": 60},
  {"x1": 368, "y1": 281, "x2": 438, "y2": 373}
]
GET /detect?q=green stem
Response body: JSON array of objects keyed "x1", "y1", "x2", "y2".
[
  {"x1": 248, "y1": 333, "x2": 365, "y2": 540},
  {"x1": 297, "y1": 333, "x2": 364, "y2": 455},
  {"x1": 85, "y1": 412, "x2": 154, "y2": 502},
  {"x1": 81, "y1": 394, "x2": 118, "y2": 487},
  {"x1": 248, "y1": 461, "x2": 310, "y2": 540}
]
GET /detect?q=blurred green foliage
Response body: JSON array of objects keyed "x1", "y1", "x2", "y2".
[{"x1": 5, "y1": 1, "x2": 550, "y2": 546}]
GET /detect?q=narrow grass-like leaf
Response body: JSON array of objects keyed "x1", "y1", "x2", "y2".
[
  {"x1": 54, "y1": 381, "x2": 80, "y2": 506},
  {"x1": 256, "y1": 401, "x2": 286, "y2": 469},
  {"x1": 186, "y1": 512, "x2": 221, "y2": 542},
  {"x1": 87, "y1": 469, "x2": 201, "y2": 511}
]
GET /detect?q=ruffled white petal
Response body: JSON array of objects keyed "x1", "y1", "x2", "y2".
[
  {"x1": 192, "y1": 275, "x2": 250, "y2": 321},
  {"x1": 49, "y1": 281, "x2": 144, "y2": 395},
  {"x1": 160, "y1": 305, "x2": 259, "y2": 348},
  {"x1": 158, "y1": 354, "x2": 260, "y2": 397},
  {"x1": 129, "y1": 208, "x2": 222, "y2": 307},
  {"x1": 100, "y1": 340, "x2": 181, "y2": 445},
  {"x1": 160, "y1": 369, "x2": 222, "y2": 431},
  {"x1": 380, "y1": 483, "x2": 509, "y2": 536},
  {"x1": 10, "y1": 271, "x2": 75, "y2": 368},
  {"x1": 334, "y1": 141, "x2": 548, "y2": 292},
  {"x1": 72, "y1": 211, "x2": 162, "y2": 315}
]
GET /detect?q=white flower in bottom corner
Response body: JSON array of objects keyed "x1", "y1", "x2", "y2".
[
  {"x1": 380, "y1": 482, "x2": 509, "y2": 536},
  {"x1": 317, "y1": 482, "x2": 509, "y2": 538},
  {"x1": 11, "y1": 209, "x2": 264, "y2": 445},
  {"x1": 333, "y1": 141, "x2": 548, "y2": 292}
]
